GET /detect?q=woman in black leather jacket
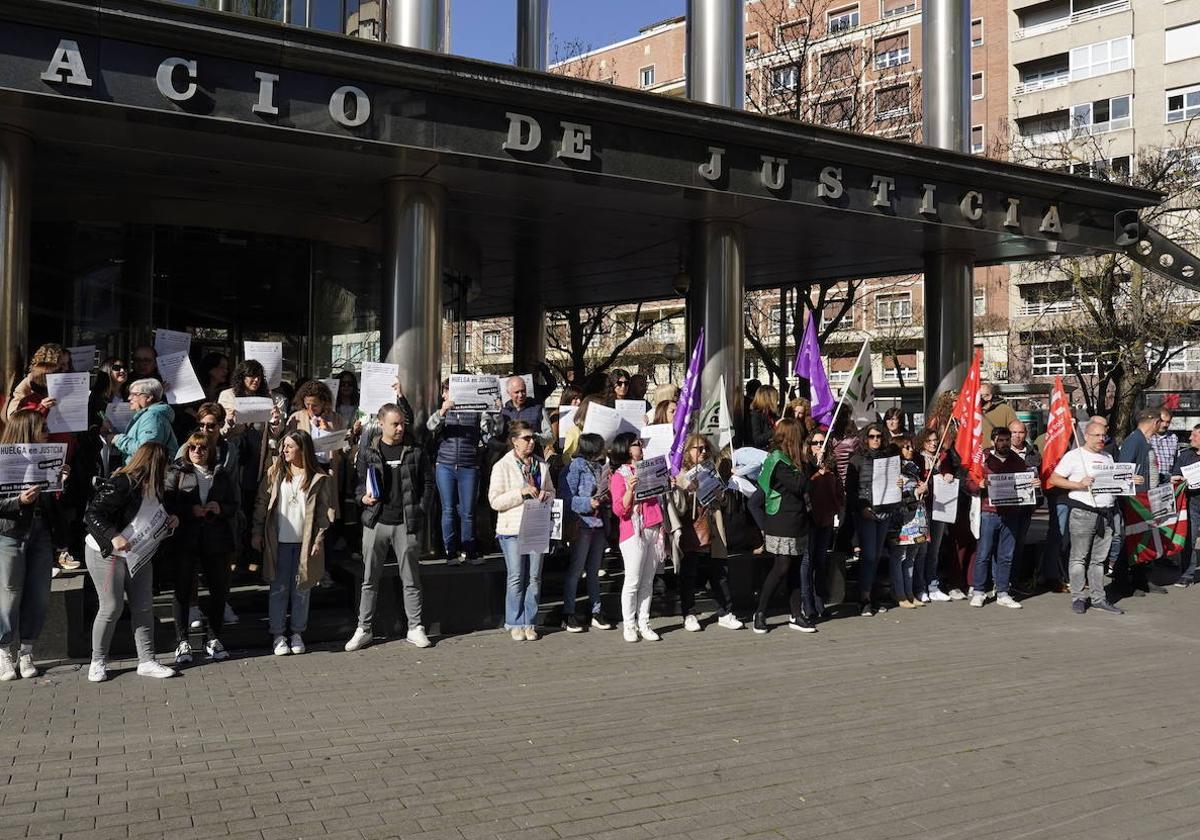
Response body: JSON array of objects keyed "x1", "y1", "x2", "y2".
[
  {"x1": 164, "y1": 431, "x2": 238, "y2": 666},
  {"x1": 83, "y1": 442, "x2": 179, "y2": 683}
]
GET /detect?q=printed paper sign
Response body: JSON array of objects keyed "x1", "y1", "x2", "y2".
[{"x1": 0, "y1": 443, "x2": 67, "y2": 496}]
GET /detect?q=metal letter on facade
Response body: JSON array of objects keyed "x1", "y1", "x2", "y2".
[
  {"x1": 698, "y1": 147, "x2": 724, "y2": 182},
  {"x1": 871, "y1": 175, "x2": 896, "y2": 209},
  {"x1": 252, "y1": 71, "x2": 280, "y2": 116},
  {"x1": 959, "y1": 190, "x2": 983, "y2": 222},
  {"x1": 156, "y1": 57, "x2": 197, "y2": 102},
  {"x1": 329, "y1": 86, "x2": 371, "y2": 128},
  {"x1": 1004, "y1": 197, "x2": 1021, "y2": 229},
  {"x1": 919, "y1": 183, "x2": 938, "y2": 216},
  {"x1": 1040, "y1": 205, "x2": 1062, "y2": 234},
  {"x1": 759, "y1": 155, "x2": 787, "y2": 191},
  {"x1": 39, "y1": 39, "x2": 92, "y2": 87},
  {"x1": 502, "y1": 112, "x2": 541, "y2": 152},
  {"x1": 817, "y1": 166, "x2": 843, "y2": 199},
  {"x1": 557, "y1": 122, "x2": 592, "y2": 161}
]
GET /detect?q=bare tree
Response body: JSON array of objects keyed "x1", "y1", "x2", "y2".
[
  {"x1": 1005, "y1": 124, "x2": 1200, "y2": 436},
  {"x1": 546, "y1": 303, "x2": 678, "y2": 385},
  {"x1": 866, "y1": 277, "x2": 922, "y2": 390},
  {"x1": 743, "y1": 280, "x2": 862, "y2": 387}
]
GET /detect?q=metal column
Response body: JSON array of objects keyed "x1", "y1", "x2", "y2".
[
  {"x1": 922, "y1": 0, "x2": 974, "y2": 407},
  {"x1": 684, "y1": 0, "x2": 745, "y2": 437},
  {"x1": 382, "y1": 178, "x2": 444, "y2": 427},
  {"x1": 0, "y1": 129, "x2": 31, "y2": 394},
  {"x1": 510, "y1": 0, "x2": 550, "y2": 374},
  {"x1": 387, "y1": 0, "x2": 448, "y2": 51}
]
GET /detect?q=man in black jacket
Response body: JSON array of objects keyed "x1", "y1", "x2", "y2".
[
  {"x1": 345, "y1": 404, "x2": 434, "y2": 651},
  {"x1": 1171, "y1": 424, "x2": 1200, "y2": 587}
]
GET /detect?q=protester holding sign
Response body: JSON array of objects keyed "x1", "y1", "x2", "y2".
[
  {"x1": 108, "y1": 379, "x2": 179, "y2": 463},
  {"x1": 5, "y1": 343, "x2": 68, "y2": 419},
  {"x1": 558, "y1": 433, "x2": 613, "y2": 633},
  {"x1": 966, "y1": 427, "x2": 1029, "y2": 610},
  {"x1": 164, "y1": 431, "x2": 237, "y2": 665},
  {"x1": 1170, "y1": 424, "x2": 1200, "y2": 587},
  {"x1": 667, "y1": 434, "x2": 741, "y2": 632},
  {"x1": 489, "y1": 421, "x2": 554, "y2": 641},
  {"x1": 914, "y1": 429, "x2": 952, "y2": 603},
  {"x1": 610, "y1": 431, "x2": 665, "y2": 642},
  {"x1": 427, "y1": 379, "x2": 494, "y2": 565},
  {"x1": 83, "y1": 442, "x2": 179, "y2": 681},
  {"x1": 1115, "y1": 409, "x2": 1166, "y2": 597},
  {"x1": 0, "y1": 412, "x2": 68, "y2": 681},
  {"x1": 846, "y1": 423, "x2": 902, "y2": 616},
  {"x1": 888, "y1": 437, "x2": 928, "y2": 610},
  {"x1": 286, "y1": 380, "x2": 347, "y2": 509}
]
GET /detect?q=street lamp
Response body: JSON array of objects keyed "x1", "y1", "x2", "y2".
[{"x1": 663, "y1": 341, "x2": 684, "y2": 384}]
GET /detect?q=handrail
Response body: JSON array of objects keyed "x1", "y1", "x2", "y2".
[{"x1": 1012, "y1": 0, "x2": 1130, "y2": 41}]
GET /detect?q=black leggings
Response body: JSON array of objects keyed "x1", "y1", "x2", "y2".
[
  {"x1": 172, "y1": 550, "x2": 230, "y2": 642},
  {"x1": 758, "y1": 552, "x2": 802, "y2": 618},
  {"x1": 679, "y1": 552, "x2": 733, "y2": 617}
]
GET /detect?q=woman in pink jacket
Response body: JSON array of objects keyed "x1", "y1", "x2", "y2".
[{"x1": 609, "y1": 431, "x2": 665, "y2": 643}]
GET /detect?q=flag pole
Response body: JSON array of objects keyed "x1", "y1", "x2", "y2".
[{"x1": 817, "y1": 338, "x2": 868, "y2": 462}]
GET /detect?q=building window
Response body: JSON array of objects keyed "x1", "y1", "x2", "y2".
[
  {"x1": 451, "y1": 332, "x2": 470, "y2": 355},
  {"x1": 876, "y1": 292, "x2": 912, "y2": 326},
  {"x1": 1031, "y1": 344, "x2": 1099, "y2": 377},
  {"x1": 970, "y1": 18, "x2": 983, "y2": 47},
  {"x1": 1069, "y1": 155, "x2": 1132, "y2": 181},
  {"x1": 973, "y1": 289, "x2": 986, "y2": 316},
  {"x1": 771, "y1": 65, "x2": 799, "y2": 92},
  {"x1": 820, "y1": 48, "x2": 855, "y2": 80},
  {"x1": 1166, "y1": 344, "x2": 1200, "y2": 372},
  {"x1": 819, "y1": 97, "x2": 854, "y2": 127},
  {"x1": 971, "y1": 71, "x2": 984, "y2": 99},
  {"x1": 639, "y1": 65, "x2": 655, "y2": 87},
  {"x1": 1071, "y1": 95, "x2": 1132, "y2": 135},
  {"x1": 875, "y1": 84, "x2": 910, "y2": 119},
  {"x1": 483, "y1": 331, "x2": 502, "y2": 354},
  {"x1": 882, "y1": 0, "x2": 918, "y2": 19},
  {"x1": 881, "y1": 352, "x2": 918, "y2": 382},
  {"x1": 1069, "y1": 36, "x2": 1131, "y2": 81},
  {"x1": 1167, "y1": 85, "x2": 1200, "y2": 123},
  {"x1": 1165, "y1": 22, "x2": 1200, "y2": 63},
  {"x1": 777, "y1": 19, "x2": 808, "y2": 45},
  {"x1": 745, "y1": 33, "x2": 761, "y2": 58},
  {"x1": 874, "y1": 34, "x2": 911, "y2": 69},
  {"x1": 970, "y1": 124, "x2": 984, "y2": 154},
  {"x1": 827, "y1": 5, "x2": 860, "y2": 34}
]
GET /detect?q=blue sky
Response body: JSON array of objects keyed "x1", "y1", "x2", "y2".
[{"x1": 452, "y1": 0, "x2": 686, "y2": 65}]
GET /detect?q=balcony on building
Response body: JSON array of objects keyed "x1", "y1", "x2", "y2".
[{"x1": 1012, "y1": 0, "x2": 1131, "y2": 42}]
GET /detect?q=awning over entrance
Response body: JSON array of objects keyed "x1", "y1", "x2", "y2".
[{"x1": 0, "y1": 0, "x2": 1161, "y2": 319}]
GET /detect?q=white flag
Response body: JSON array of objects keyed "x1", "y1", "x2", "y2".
[
  {"x1": 697, "y1": 375, "x2": 735, "y2": 451},
  {"x1": 842, "y1": 341, "x2": 875, "y2": 429}
]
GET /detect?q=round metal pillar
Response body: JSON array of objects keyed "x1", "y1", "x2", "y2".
[
  {"x1": 923, "y1": 251, "x2": 974, "y2": 407},
  {"x1": 383, "y1": 177, "x2": 444, "y2": 427},
  {"x1": 685, "y1": 0, "x2": 745, "y2": 108},
  {"x1": 0, "y1": 129, "x2": 31, "y2": 394},
  {"x1": 387, "y1": 0, "x2": 448, "y2": 52},
  {"x1": 690, "y1": 220, "x2": 745, "y2": 440},
  {"x1": 516, "y1": 0, "x2": 549, "y2": 71}
]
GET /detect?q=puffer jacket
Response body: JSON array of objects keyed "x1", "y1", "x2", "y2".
[
  {"x1": 355, "y1": 437, "x2": 434, "y2": 532},
  {"x1": 113, "y1": 402, "x2": 179, "y2": 461},
  {"x1": 427, "y1": 409, "x2": 490, "y2": 468},
  {"x1": 846, "y1": 446, "x2": 901, "y2": 515},
  {"x1": 164, "y1": 458, "x2": 238, "y2": 556},
  {"x1": 83, "y1": 473, "x2": 146, "y2": 557}
]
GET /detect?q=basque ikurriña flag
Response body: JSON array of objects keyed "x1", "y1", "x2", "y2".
[{"x1": 1122, "y1": 484, "x2": 1188, "y2": 564}]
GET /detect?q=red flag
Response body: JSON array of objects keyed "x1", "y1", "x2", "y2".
[
  {"x1": 1040, "y1": 375, "x2": 1072, "y2": 489},
  {"x1": 950, "y1": 349, "x2": 984, "y2": 482}
]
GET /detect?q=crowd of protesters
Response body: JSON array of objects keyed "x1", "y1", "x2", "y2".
[{"x1": 1, "y1": 342, "x2": 1194, "y2": 685}]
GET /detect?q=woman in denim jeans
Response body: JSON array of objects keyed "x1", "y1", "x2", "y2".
[
  {"x1": 488, "y1": 421, "x2": 555, "y2": 641},
  {"x1": 846, "y1": 423, "x2": 902, "y2": 616},
  {"x1": 427, "y1": 380, "x2": 493, "y2": 565},
  {"x1": 558, "y1": 433, "x2": 612, "y2": 632}
]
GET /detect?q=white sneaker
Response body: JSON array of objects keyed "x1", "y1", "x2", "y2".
[
  {"x1": 683, "y1": 614, "x2": 702, "y2": 632},
  {"x1": 918, "y1": 592, "x2": 931, "y2": 604},
  {"x1": 205, "y1": 638, "x2": 230, "y2": 661},
  {"x1": 638, "y1": 625, "x2": 661, "y2": 642},
  {"x1": 288, "y1": 633, "x2": 305, "y2": 655},
  {"x1": 929, "y1": 587, "x2": 953, "y2": 602},
  {"x1": 272, "y1": 635, "x2": 290, "y2": 656},
  {"x1": 188, "y1": 606, "x2": 203, "y2": 630},
  {"x1": 447, "y1": 556, "x2": 464, "y2": 566},
  {"x1": 948, "y1": 588, "x2": 967, "y2": 601},
  {"x1": 717, "y1": 613, "x2": 744, "y2": 630},
  {"x1": 597, "y1": 567, "x2": 608, "y2": 578},
  {"x1": 406, "y1": 626, "x2": 432, "y2": 648},
  {"x1": 174, "y1": 640, "x2": 194, "y2": 665},
  {"x1": 136, "y1": 661, "x2": 177, "y2": 679},
  {"x1": 17, "y1": 653, "x2": 37, "y2": 679},
  {"x1": 0, "y1": 649, "x2": 15, "y2": 682},
  {"x1": 969, "y1": 593, "x2": 986, "y2": 608},
  {"x1": 87, "y1": 659, "x2": 108, "y2": 682},
  {"x1": 223, "y1": 604, "x2": 239, "y2": 625},
  {"x1": 996, "y1": 593, "x2": 1023, "y2": 609},
  {"x1": 344, "y1": 628, "x2": 372, "y2": 652},
  {"x1": 623, "y1": 626, "x2": 639, "y2": 643}
]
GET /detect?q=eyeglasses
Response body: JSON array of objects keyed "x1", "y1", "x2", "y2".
[
  {"x1": 198, "y1": 422, "x2": 219, "y2": 430},
  {"x1": 110, "y1": 363, "x2": 126, "y2": 371},
  {"x1": 615, "y1": 379, "x2": 629, "y2": 386},
  {"x1": 690, "y1": 444, "x2": 708, "y2": 452},
  {"x1": 811, "y1": 439, "x2": 825, "y2": 446},
  {"x1": 188, "y1": 445, "x2": 209, "y2": 453},
  {"x1": 130, "y1": 392, "x2": 150, "y2": 399},
  {"x1": 867, "y1": 433, "x2": 882, "y2": 439},
  {"x1": 516, "y1": 435, "x2": 535, "y2": 442}
]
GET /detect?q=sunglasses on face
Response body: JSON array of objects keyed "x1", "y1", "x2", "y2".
[
  {"x1": 198, "y1": 422, "x2": 219, "y2": 430},
  {"x1": 188, "y1": 445, "x2": 209, "y2": 453},
  {"x1": 690, "y1": 444, "x2": 708, "y2": 452},
  {"x1": 110, "y1": 363, "x2": 126, "y2": 371},
  {"x1": 811, "y1": 439, "x2": 826, "y2": 446},
  {"x1": 516, "y1": 435, "x2": 535, "y2": 442},
  {"x1": 867, "y1": 433, "x2": 882, "y2": 439},
  {"x1": 615, "y1": 380, "x2": 629, "y2": 386}
]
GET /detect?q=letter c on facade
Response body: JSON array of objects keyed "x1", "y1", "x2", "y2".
[{"x1": 156, "y1": 57, "x2": 197, "y2": 102}]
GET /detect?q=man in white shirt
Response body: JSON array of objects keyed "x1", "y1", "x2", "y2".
[{"x1": 1051, "y1": 421, "x2": 1126, "y2": 616}]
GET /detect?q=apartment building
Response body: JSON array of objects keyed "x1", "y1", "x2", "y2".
[
  {"x1": 1007, "y1": 0, "x2": 1200, "y2": 404},
  {"x1": 553, "y1": 0, "x2": 1014, "y2": 409}
]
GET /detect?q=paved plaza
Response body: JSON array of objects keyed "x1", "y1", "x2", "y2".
[{"x1": 2, "y1": 588, "x2": 1200, "y2": 840}]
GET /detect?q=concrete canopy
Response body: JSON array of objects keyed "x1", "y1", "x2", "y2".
[{"x1": 0, "y1": 0, "x2": 1162, "y2": 318}]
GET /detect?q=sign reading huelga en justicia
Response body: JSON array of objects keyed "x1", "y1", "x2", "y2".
[{"x1": 26, "y1": 33, "x2": 1070, "y2": 239}]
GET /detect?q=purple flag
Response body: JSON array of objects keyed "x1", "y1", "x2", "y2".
[
  {"x1": 669, "y1": 328, "x2": 705, "y2": 475},
  {"x1": 794, "y1": 313, "x2": 836, "y2": 426}
]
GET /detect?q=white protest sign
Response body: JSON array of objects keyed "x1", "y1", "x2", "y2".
[
  {"x1": 153, "y1": 328, "x2": 191, "y2": 358},
  {"x1": 932, "y1": 476, "x2": 960, "y2": 523},
  {"x1": 634, "y1": 455, "x2": 671, "y2": 501},
  {"x1": 67, "y1": 345, "x2": 96, "y2": 373},
  {"x1": 449, "y1": 374, "x2": 503, "y2": 412},
  {"x1": 157, "y1": 351, "x2": 206, "y2": 405},
  {"x1": 0, "y1": 443, "x2": 67, "y2": 496},
  {"x1": 359, "y1": 362, "x2": 398, "y2": 418},
  {"x1": 582, "y1": 403, "x2": 622, "y2": 445},
  {"x1": 516, "y1": 498, "x2": 553, "y2": 555},
  {"x1": 244, "y1": 341, "x2": 283, "y2": 389},
  {"x1": 46, "y1": 372, "x2": 90, "y2": 433},
  {"x1": 234, "y1": 396, "x2": 275, "y2": 425}
]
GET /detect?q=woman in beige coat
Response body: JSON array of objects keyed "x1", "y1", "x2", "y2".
[{"x1": 252, "y1": 429, "x2": 335, "y2": 656}]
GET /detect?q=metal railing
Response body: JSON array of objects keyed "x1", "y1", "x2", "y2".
[
  {"x1": 1013, "y1": 74, "x2": 1069, "y2": 96},
  {"x1": 1012, "y1": 0, "x2": 1130, "y2": 41}
]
